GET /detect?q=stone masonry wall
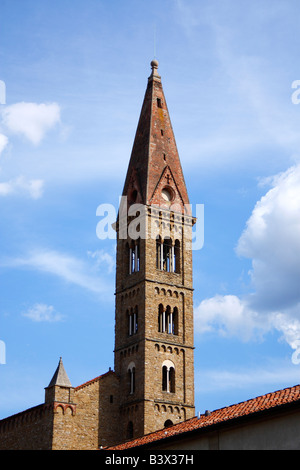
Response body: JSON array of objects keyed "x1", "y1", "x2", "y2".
[
  {"x1": 69, "y1": 371, "x2": 120, "y2": 449},
  {"x1": 0, "y1": 404, "x2": 53, "y2": 450}
]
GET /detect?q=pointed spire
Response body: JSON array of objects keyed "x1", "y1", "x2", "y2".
[
  {"x1": 47, "y1": 357, "x2": 72, "y2": 388},
  {"x1": 121, "y1": 60, "x2": 190, "y2": 214}
]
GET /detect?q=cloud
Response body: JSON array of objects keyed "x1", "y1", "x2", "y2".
[
  {"x1": 1, "y1": 249, "x2": 112, "y2": 295},
  {"x1": 0, "y1": 103, "x2": 61, "y2": 197},
  {"x1": 195, "y1": 294, "x2": 267, "y2": 342},
  {"x1": 0, "y1": 176, "x2": 44, "y2": 199},
  {"x1": 22, "y1": 303, "x2": 63, "y2": 322},
  {"x1": 87, "y1": 249, "x2": 115, "y2": 273},
  {"x1": 0, "y1": 134, "x2": 8, "y2": 155},
  {"x1": 236, "y1": 164, "x2": 300, "y2": 311},
  {"x1": 195, "y1": 164, "x2": 300, "y2": 352},
  {"x1": 195, "y1": 361, "x2": 300, "y2": 395},
  {"x1": 1, "y1": 102, "x2": 61, "y2": 145}
]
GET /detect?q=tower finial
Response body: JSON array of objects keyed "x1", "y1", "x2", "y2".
[
  {"x1": 151, "y1": 59, "x2": 159, "y2": 71},
  {"x1": 150, "y1": 59, "x2": 160, "y2": 81}
]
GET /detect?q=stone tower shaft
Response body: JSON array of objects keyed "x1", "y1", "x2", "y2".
[{"x1": 114, "y1": 60, "x2": 195, "y2": 442}]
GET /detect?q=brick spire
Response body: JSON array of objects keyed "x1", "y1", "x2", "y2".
[{"x1": 122, "y1": 60, "x2": 190, "y2": 213}]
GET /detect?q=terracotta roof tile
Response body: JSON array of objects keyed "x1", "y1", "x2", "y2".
[
  {"x1": 106, "y1": 384, "x2": 300, "y2": 450},
  {"x1": 75, "y1": 370, "x2": 115, "y2": 390}
]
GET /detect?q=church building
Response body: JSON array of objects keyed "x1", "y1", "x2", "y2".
[
  {"x1": 2, "y1": 60, "x2": 300, "y2": 451},
  {"x1": 0, "y1": 60, "x2": 196, "y2": 450}
]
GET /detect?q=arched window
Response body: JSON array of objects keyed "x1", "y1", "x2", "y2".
[
  {"x1": 162, "y1": 365, "x2": 168, "y2": 391},
  {"x1": 156, "y1": 237, "x2": 178, "y2": 273},
  {"x1": 127, "y1": 309, "x2": 131, "y2": 336},
  {"x1": 164, "y1": 419, "x2": 173, "y2": 428},
  {"x1": 158, "y1": 304, "x2": 164, "y2": 332},
  {"x1": 128, "y1": 362, "x2": 136, "y2": 394},
  {"x1": 133, "y1": 306, "x2": 138, "y2": 334},
  {"x1": 166, "y1": 305, "x2": 172, "y2": 333},
  {"x1": 158, "y1": 305, "x2": 178, "y2": 335},
  {"x1": 129, "y1": 241, "x2": 140, "y2": 274},
  {"x1": 174, "y1": 240, "x2": 181, "y2": 274},
  {"x1": 156, "y1": 236, "x2": 162, "y2": 270},
  {"x1": 128, "y1": 307, "x2": 138, "y2": 336},
  {"x1": 163, "y1": 238, "x2": 172, "y2": 272},
  {"x1": 162, "y1": 360, "x2": 175, "y2": 393},
  {"x1": 172, "y1": 307, "x2": 178, "y2": 335},
  {"x1": 169, "y1": 367, "x2": 175, "y2": 393}
]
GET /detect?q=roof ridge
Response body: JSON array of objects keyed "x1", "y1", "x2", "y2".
[
  {"x1": 75, "y1": 369, "x2": 115, "y2": 390},
  {"x1": 208, "y1": 383, "x2": 300, "y2": 415},
  {"x1": 106, "y1": 383, "x2": 300, "y2": 450}
]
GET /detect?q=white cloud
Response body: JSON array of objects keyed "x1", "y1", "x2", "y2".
[
  {"x1": 0, "y1": 176, "x2": 44, "y2": 199},
  {"x1": 196, "y1": 164, "x2": 300, "y2": 353},
  {"x1": 195, "y1": 294, "x2": 267, "y2": 342},
  {"x1": 0, "y1": 134, "x2": 8, "y2": 155},
  {"x1": 1, "y1": 102, "x2": 61, "y2": 145},
  {"x1": 237, "y1": 164, "x2": 300, "y2": 311},
  {"x1": 0, "y1": 180, "x2": 13, "y2": 196},
  {"x1": 195, "y1": 362, "x2": 300, "y2": 394},
  {"x1": 1, "y1": 249, "x2": 112, "y2": 296},
  {"x1": 22, "y1": 303, "x2": 63, "y2": 322},
  {"x1": 87, "y1": 249, "x2": 115, "y2": 273}
]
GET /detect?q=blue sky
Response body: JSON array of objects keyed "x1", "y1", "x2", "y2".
[{"x1": 1, "y1": 0, "x2": 300, "y2": 419}]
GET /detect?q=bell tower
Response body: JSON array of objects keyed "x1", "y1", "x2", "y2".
[{"x1": 114, "y1": 60, "x2": 196, "y2": 442}]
